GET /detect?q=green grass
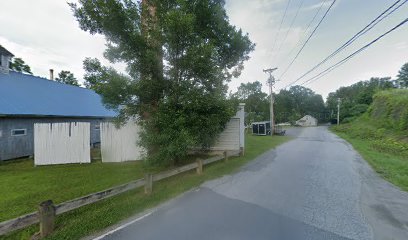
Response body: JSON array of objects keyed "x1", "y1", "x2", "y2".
[
  {"x1": 369, "y1": 89, "x2": 408, "y2": 131},
  {"x1": 1, "y1": 134, "x2": 290, "y2": 240},
  {"x1": 0, "y1": 157, "x2": 147, "y2": 223},
  {"x1": 331, "y1": 119, "x2": 408, "y2": 192}
]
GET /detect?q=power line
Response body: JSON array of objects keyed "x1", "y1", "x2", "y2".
[
  {"x1": 281, "y1": 0, "x2": 327, "y2": 66},
  {"x1": 284, "y1": 0, "x2": 407, "y2": 88},
  {"x1": 270, "y1": 0, "x2": 292, "y2": 62},
  {"x1": 278, "y1": 0, "x2": 337, "y2": 80},
  {"x1": 300, "y1": 17, "x2": 408, "y2": 86},
  {"x1": 276, "y1": 0, "x2": 305, "y2": 56}
]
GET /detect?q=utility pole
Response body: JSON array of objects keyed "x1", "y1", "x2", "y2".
[
  {"x1": 337, "y1": 98, "x2": 341, "y2": 125},
  {"x1": 263, "y1": 67, "x2": 278, "y2": 135}
]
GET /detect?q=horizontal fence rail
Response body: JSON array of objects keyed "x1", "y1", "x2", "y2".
[
  {"x1": 0, "y1": 150, "x2": 241, "y2": 237},
  {"x1": 55, "y1": 178, "x2": 146, "y2": 215},
  {"x1": 153, "y1": 162, "x2": 198, "y2": 182},
  {"x1": 0, "y1": 212, "x2": 38, "y2": 236}
]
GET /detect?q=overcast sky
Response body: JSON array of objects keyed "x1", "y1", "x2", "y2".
[{"x1": 0, "y1": 0, "x2": 407, "y2": 99}]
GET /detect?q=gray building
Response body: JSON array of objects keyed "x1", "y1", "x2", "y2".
[{"x1": 0, "y1": 45, "x2": 116, "y2": 161}]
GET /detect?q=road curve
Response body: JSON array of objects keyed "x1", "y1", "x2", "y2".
[{"x1": 94, "y1": 126, "x2": 408, "y2": 240}]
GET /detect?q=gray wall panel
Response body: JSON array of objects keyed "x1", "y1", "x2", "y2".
[{"x1": 0, "y1": 117, "x2": 107, "y2": 161}]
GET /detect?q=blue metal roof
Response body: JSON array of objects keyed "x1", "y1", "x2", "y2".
[{"x1": 0, "y1": 71, "x2": 117, "y2": 118}]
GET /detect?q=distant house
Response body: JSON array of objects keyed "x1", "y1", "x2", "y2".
[
  {"x1": 0, "y1": 45, "x2": 14, "y2": 74},
  {"x1": 296, "y1": 115, "x2": 317, "y2": 127},
  {"x1": 0, "y1": 46, "x2": 116, "y2": 161}
]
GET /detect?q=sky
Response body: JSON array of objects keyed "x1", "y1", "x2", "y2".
[{"x1": 0, "y1": 0, "x2": 407, "y2": 99}]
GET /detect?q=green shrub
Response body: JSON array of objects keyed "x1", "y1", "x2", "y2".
[
  {"x1": 370, "y1": 89, "x2": 408, "y2": 131},
  {"x1": 350, "y1": 104, "x2": 369, "y2": 117},
  {"x1": 342, "y1": 116, "x2": 357, "y2": 124}
]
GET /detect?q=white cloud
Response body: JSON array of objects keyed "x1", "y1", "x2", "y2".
[
  {"x1": 0, "y1": 0, "x2": 406, "y2": 98},
  {"x1": 0, "y1": 0, "x2": 109, "y2": 83},
  {"x1": 395, "y1": 41, "x2": 408, "y2": 50},
  {"x1": 301, "y1": 0, "x2": 334, "y2": 12},
  {"x1": 225, "y1": 0, "x2": 408, "y2": 98}
]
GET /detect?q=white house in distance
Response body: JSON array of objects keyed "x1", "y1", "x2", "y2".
[{"x1": 296, "y1": 115, "x2": 318, "y2": 127}]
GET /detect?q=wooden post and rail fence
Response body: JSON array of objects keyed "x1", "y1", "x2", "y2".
[{"x1": 0, "y1": 149, "x2": 242, "y2": 238}]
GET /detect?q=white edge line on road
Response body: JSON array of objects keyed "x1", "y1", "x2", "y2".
[{"x1": 92, "y1": 211, "x2": 154, "y2": 240}]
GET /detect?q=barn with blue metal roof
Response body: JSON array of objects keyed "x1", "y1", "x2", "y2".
[{"x1": 0, "y1": 45, "x2": 116, "y2": 161}]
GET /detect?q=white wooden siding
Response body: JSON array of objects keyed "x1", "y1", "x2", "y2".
[
  {"x1": 101, "y1": 121, "x2": 144, "y2": 162},
  {"x1": 34, "y1": 122, "x2": 90, "y2": 165},
  {"x1": 211, "y1": 118, "x2": 240, "y2": 151}
]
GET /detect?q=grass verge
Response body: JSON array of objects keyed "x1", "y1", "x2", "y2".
[
  {"x1": 0, "y1": 156, "x2": 147, "y2": 222},
  {"x1": 1, "y1": 134, "x2": 290, "y2": 240},
  {"x1": 331, "y1": 119, "x2": 408, "y2": 192}
]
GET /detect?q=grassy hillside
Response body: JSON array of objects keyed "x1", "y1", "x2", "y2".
[
  {"x1": 332, "y1": 89, "x2": 408, "y2": 191},
  {"x1": 369, "y1": 89, "x2": 408, "y2": 131}
]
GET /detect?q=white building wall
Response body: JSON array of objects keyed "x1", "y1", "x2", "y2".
[
  {"x1": 34, "y1": 122, "x2": 90, "y2": 165},
  {"x1": 100, "y1": 121, "x2": 144, "y2": 162},
  {"x1": 211, "y1": 103, "x2": 245, "y2": 151},
  {"x1": 237, "y1": 103, "x2": 245, "y2": 149},
  {"x1": 296, "y1": 115, "x2": 318, "y2": 127},
  {"x1": 211, "y1": 118, "x2": 240, "y2": 151},
  {"x1": 100, "y1": 103, "x2": 245, "y2": 160}
]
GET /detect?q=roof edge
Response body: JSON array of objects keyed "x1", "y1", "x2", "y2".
[{"x1": 0, "y1": 114, "x2": 116, "y2": 119}]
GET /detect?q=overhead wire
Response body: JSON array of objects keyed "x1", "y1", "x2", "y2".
[
  {"x1": 269, "y1": 0, "x2": 292, "y2": 63},
  {"x1": 283, "y1": 0, "x2": 407, "y2": 88},
  {"x1": 278, "y1": 0, "x2": 337, "y2": 80},
  {"x1": 281, "y1": 0, "x2": 326, "y2": 64},
  {"x1": 299, "y1": 17, "x2": 408, "y2": 86},
  {"x1": 275, "y1": 0, "x2": 305, "y2": 57}
]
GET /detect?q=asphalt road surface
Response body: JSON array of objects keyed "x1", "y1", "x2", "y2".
[{"x1": 94, "y1": 126, "x2": 408, "y2": 240}]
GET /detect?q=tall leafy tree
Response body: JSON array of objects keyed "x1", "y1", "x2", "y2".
[
  {"x1": 231, "y1": 81, "x2": 269, "y2": 125},
  {"x1": 9, "y1": 57, "x2": 32, "y2": 74},
  {"x1": 274, "y1": 86, "x2": 326, "y2": 123},
  {"x1": 326, "y1": 77, "x2": 395, "y2": 122},
  {"x1": 274, "y1": 89, "x2": 296, "y2": 123},
  {"x1": 55, "y1": 70, "x2": 80, "y2": 86},
  {"x1": 70, "y1": 0, "x2": 254, "y2": 165},
  {"x1": 397, "y1": 62, "x2": 408, "y2": 88}
]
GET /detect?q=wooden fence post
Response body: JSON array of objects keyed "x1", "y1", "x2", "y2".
[
  {"x1": 38, "y1": 200, "x2": 55, "y2": 238},
  {"x1": 196, "y1": 159, "x2": 203, "y2": 175},
  {"x1": 224, "y1": 151, "x2": 229, "y2": 162},
  {"x1": 144, "y1": 173, "x2": 153, "y2": 195}
]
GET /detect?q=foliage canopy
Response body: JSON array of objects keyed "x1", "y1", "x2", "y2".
[
  {"x1": 397, "y1": 62, "x2": 408, "y2": 88},
  {"x1": 55, "y1": 70, "x2": 80, "y2": 86},
  {"x1": 9, "y1": 57, "x2": 32, "y2": 75},
  {"x1": 70, "y1": 0, "x2": 254, "y2": 165},
  {"x1": 230, "y1": 81, "x2": 269, "y2": 125},
  {"x1": 231, "y1": 83, "x2": 326, "y2": 125},
  {"x1": 274, "y1": 86, "x2": 326, "y2": 123},
  {"x1": 326, "y1": 77, "x2": 395, "y2": 123}
]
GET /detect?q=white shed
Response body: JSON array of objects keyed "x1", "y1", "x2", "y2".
[
  {"x1": 296, "y1": 115, "x2": 317, "y2": 127},
  {"x1": 211, "y1": 103, "x2": 245, "y2": 152}
]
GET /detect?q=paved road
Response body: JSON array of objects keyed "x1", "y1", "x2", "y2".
[{"x1": 94, "y1": 126, "x2": 408, "y2": 240}]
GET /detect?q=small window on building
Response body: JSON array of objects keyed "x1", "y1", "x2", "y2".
[
  {"x1": 11, "y1": 129, "x2": 27, "y2": 136},
  {"x1": 94, "y1": 125, "x2": 100, "y2": 130}
]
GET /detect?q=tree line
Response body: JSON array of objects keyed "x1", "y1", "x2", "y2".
[
  {"x1": 231, "y1": 62, "x2": 408, "y2": 126},
  {"x1": 230, "y1": 82, "x2": 326, "y2": 125},
  {"x1": 326, "y1": 62, "x2": 408, "y2": 123}
]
